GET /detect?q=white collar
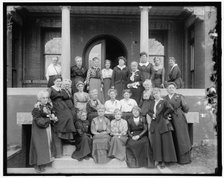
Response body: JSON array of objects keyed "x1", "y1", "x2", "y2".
[
  {"x1": 117, "y1": 65, "x2": 126, "y2": 70},
  {"x1": 52, "y1": 85, "x2": 61, "y2": 91},
  {"x1": 168, "y1": 94, "x2": 174, "y2": 99},
  {"x1": 170, "y1": 64, "x2": 178, "y2": 71},
  {"x1": 139, "y1": 62, "x2": 149, "y2": 67},
  {"x1": 133, "y1": 117, "x2": 140, "y2": 121}
]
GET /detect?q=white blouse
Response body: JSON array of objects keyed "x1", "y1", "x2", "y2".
[
  {"x1": 104, "y1": 100, "x2": 121, "y2": 114},
  {"x1": 102, "y1": 68, "x2": 113, "y2": 79},
  {"x1": 120, "y1": 98, "x2": 138, "y2": 113},
  {"x1": 46, "y1": 64, "x2": 62, "y2": 81}
]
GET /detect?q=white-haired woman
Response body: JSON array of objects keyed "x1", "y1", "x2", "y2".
[
  {"x1": 29, "y1": 90, "x2": 58, "y2": 173},
  {"x1": 127, "y1": 61, "x2": 144, "y2": 104},
  {"x1": 71, "y1": 56, "x2": 87, "y2": 94},
  {"x1": 86, "y1": 89, "x2": 102, "y2": 123},
  {"x1": 91, "y1": 105, "x2": 111, "y2": 163}
]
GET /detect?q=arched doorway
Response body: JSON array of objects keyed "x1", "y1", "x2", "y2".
[{"x1": 84, "y1": 35, "x2": 127, "y2": 69}]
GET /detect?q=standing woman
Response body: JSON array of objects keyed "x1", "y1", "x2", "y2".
[
  {"x1": 127, "y1": 61, "x2": 144, "y2": 104},
  {"x1": 49, "y1": 76, "x2": 77, "y2": 157},
  {"x1": 165, "y1": 82, "x2": 191, "y2": 164},
  {"x1": 111, "y1": 56, "x2": 129, "y2": 100},
  {"x1": 71, "y1": 56, "x2": 87, "y2": 94},
  {"x1": 167, "y1": 57, "x2": 183, "y2": 88},
  {"x1": 147, "y1": 88, "x2": 177, "y2": 168},
  {"x1": 46, "y1": 57, "x2": 62, "y2": 88},
  {"x1": 29, "y1": 90, "x2": 58, "y2": 173},
  {"x1": 91, "y1": 105, "x2": 111, "y2": 164},
  {"x1": 102, "y1": 60, "x2": 113, "y2": 101},
  {"x1": 151, "y1": 57, "x2": 165, "y2": 88},
  {"x1": 85, "y1": 57, "x2": 104, "y2": 103},
  {"x1": 126, "y1": 106, "x2": 154, "y2": 168},
  {"x1": 138, "y1": 52, "x2": 153, "y2": 81}
]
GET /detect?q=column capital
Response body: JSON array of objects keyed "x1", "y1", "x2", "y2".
[
  {"x1": 139, "y1": 6, "x2": 152, "y2": 12},
  {"x1": 60, "y1": 6, "x2": 71, "y2": 11}
]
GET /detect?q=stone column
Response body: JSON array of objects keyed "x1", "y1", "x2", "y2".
[
  {"x1": 140, "y1": 6, "x2": 151, "y2": 54},
  {"x1": 61, "y1": 6, "x2": 71, "y2": 79},
  {"x1": 7, "y1": 15, "x2": 13, "y2": 87}
]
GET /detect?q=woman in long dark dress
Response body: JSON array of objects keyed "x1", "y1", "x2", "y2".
[
  {"x1": 111, "y1": 56, "x2": 129, "y2": 100},
  {"x1": 151, "y1": 57, "x2": 165, "y2": 88},
  {"x1": 102, "y1": 60, "x2": 113, "y2": 101},
  {"x1": 49, "y1": 76, "x2": 77, "y2": 157},
  {"x1": 138, "y1": 52, "x2": 153, "y2": 80},
  {"x1": 61, "y1": 79, "x2": 77, "y2": 121},
  {"x1": 86, "y1": 89, "x2": 102, "y2": 123},
  {"x1": 126, "y1": 106, "x2": 154, "y2": 168},
  {"x1": 127, "y1": 61, "x2": 144, "y2": 104},
  {"x1": 164, "y1": 82, "x2": 191, "y2": 164},
  {"x1": 167, "y1": 57, "x2": 183, "y2": 88},
  {"x1": 147, "y1": 88, "x2": 177, "y2": 168},
  {"x1": 72, "y1": 110, "x2": 92, "y2": 161},
  {"x1": 71, "y1": 56, "x2": 87, "y2": 94},
  {"x1": 29, "y1": 90, "x2": 57, "y2": 173},
  {"x1": 91, "y1": 105, "x2": 111, "y2": 164}
]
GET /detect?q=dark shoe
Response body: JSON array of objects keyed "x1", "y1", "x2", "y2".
[{"x1": 84, "y1": 156, "x2": 90, "y2": 160}]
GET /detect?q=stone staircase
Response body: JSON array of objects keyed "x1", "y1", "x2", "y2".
[{"x1": 7, "y1": 144, "x2": 162, "y2": 174}]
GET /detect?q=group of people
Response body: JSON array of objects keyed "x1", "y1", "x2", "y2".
[{"x1": 29, "y1": 52, "x2": 190, "y2": 173}]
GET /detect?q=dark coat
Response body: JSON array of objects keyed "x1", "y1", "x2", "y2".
[
  {"x1": 147, "y1": 99, "x2": 177, "y2": 162},
  {"x1": 111, "y1": 66, "x2": 129, "y2": 100},
  {"x1": 138, "y1": 63, "x2": 153, "y2": 80},
  {"x1": 29, "y1": 104, "x2": 56, "y2": 166},
  {"x1": 164, "y1": 94, "x2": 191, "y2": 157},
  {"x1": 127, "y1": 70, "x2": 144, "y2": 104},
  {"x1": 167, "y1": 65, "x2": 183, "y2": 88}
]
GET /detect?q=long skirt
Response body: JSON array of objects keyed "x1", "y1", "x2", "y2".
[
  {"x1": 89, "y1": 78, "x2": 104, "y2": 103},
  {"x1": 150, "y1": 125, "x2": 177, "y2": 163},
  {"x1": 126, "y1": 136, "x2": 154, "y2": 168},
  {"x1": 172, "y1": 114, "x2": 191, "y2": 164},
  {"x1": 114, "y1": 82, "x2": 126, "y2": 100},
  {"x1": 103, "y1": 78, "x2": 112, "y2": 101},
  {"x1": 130, "y1": 86, "x2": 143, "y2": 104},
  {"x1": 108, "y1": 136, "x2": 128, "y2": 161},
  {"x1": 72, "y1": 134, "x2": 92, "y2": 160},
  {"x1": 92, "y1": 134, "x2": 111, "y2": 164}
]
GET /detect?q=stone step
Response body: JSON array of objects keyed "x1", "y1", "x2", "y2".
[
  {"x1": 7, "y1": 166, "x2": 160, "y2": 174},
  {"x1": 62, "y1": 144, "x2": 76, "y2": 156},
  {"x1": 52, "y1": 156, "x2": 128, "y2": 169}
]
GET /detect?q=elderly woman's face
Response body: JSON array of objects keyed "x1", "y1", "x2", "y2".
[
  {"x1": 118, "y1": 59, "x2": 125, "y2": 66},
  {"x1": 109, "y1": 91, "x2": 116, "y2": 100},
  {"x1": 80, "y1": 113, "x2": 87, "y2": 121},
  {"x1": 131, "y1": 62, "x2": 138, "y2": 72},
  {"x1": 76, "y1": 58, "x2": 82, "y2": 66},
  {"x1": 64, "y1": 83, "x2": 71, "y2": 89},
  {"x1": 52, "y1": 57, "x2": 58, "y2": 65},
  {"x1": 105, "y1": 61, "x2": 111, "y2": 69},
  {"x1": 40, "y1": 93, "x2": 49, "y2": 105},
  {"x1": 91, "y1": 92, "x2": 98, "y2": 100},
  {"x1": 167, "y1": 85, "x2": 176, "y2": 95},
  {"x1": 132, "y1": 109, "x2": 140, "y2": 117},
  {"x1": 115, "y1": 112, "x2": 122, "y2": 120},
  {"x1": 77, "y1": 84, "x2": 84, "y2": 91},
  {"x1": 123, "y1": 92, "x2": 130, "y2": 99},
  {"x1": 97, "y1": 109, "x2": 105, "y2": 117},
  {"x1": 169, "y1": 59, "x2": 175, "y2": 67},
  {"x1": 54, "y1": 78, "x2": 62, "y2": 88},
  {"x1": 144, "y1": 83, "x2": 151, "y2": 90},
  {"x1": 153, "y1": 91, "x2": 161, "y2": 100},
  {"x1": 140, "y1": 55, "x2": 147, "y2": 63}
]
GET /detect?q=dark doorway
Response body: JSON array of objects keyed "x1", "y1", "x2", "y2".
[{"x1": 84, "y1": 35, "x2": 127, "y2": 69}]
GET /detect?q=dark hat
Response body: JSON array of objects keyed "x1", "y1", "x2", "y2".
[
  {"x1": 118, "y1": 56, "x2": 127, "y2": 63},
  {"x1": 167, "y1": 82, "x2": 177, "y2": 88},
  {"x1": 53, "y1": 75, "x2": 62, "y2": 82},
  {"x1": 140, "y1": 52, "x2": 148, "y2": 57}
]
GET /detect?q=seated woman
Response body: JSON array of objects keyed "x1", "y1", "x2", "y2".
[
  {"x1": 164, "y1": 82, "x2": 191, "y2": 164},
  {"x1": 120, "y1": 89, "x2": 138, "y2": 120},
  {"x1": 73, "y1": 81, "x2": 89, "y2": 112},
  {"x1": 49, "y1": 76, "x2": 77, "y2": 157},
  {"x1": 29, "y1": 90, "x2": 58, "y2": 173},
  {"x1": 86, "y1": 89, "x2": 102, "y2": 123},
  {"x1": 91, "y1": 105, "x2": 111, "y2": 164},
  {"x1": 139, "y1": 79, "x2": 153, "y2": 117},
  {"x1": 72, "y1": 110, "x2": 92, "y2": 161},
  {"x1": 147, "y1": 88, "x2": 177, "y2": 168},
  {"x1": 104, "y1": 89, "x2": 121, "y2": 121},
  {"x1": 126, "y1": 106, "x2": 154, "y2": 168},
  {"x1": 108, "y1": 109, "x2": 128, "y2": 161},
  {"x1": 61, "y1": 79, "x2": 77, "y2": 121}
]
